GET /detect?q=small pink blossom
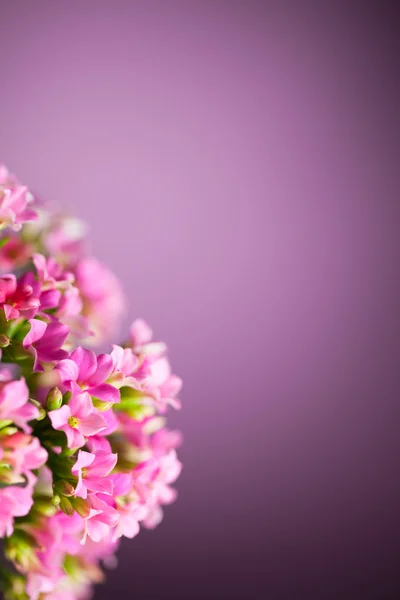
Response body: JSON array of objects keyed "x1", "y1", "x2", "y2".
[
  {"x1": 0, "y1": 432, "x2": 47, "y2": 538},
  {"x1": 48, "y1": 391, "x2": 107, "y2": 449},
  {"x1": 0, "y1": 273, "x2": 40, "y2": 321},
  {"x1": 72, "y1": 449, "x2": 117, "y2": 499},
  {"x1": 0, "y1": 164, "x2": 37, "y2": 231},
  {"x1": 0, "y1": 378, "x2": 38, "y2": 433},
  {"x1": 0, "y1": 485, "x2": 36, "y2": 537},
  {"x1": 3, "y1": 432, "x2": 48, "y2": 474},
  {"x1": 81, "y1": 494, "x2": 119, "y2": 544},
  {"x1": 55, "y1": 346, "x2": 120, "y2": 404},
  {"x1": 75, "y1": 256, "x2": 126, "y2": 345},
  {"x1": 23, "y1": 318, "x2": 69, "y2": 368}
]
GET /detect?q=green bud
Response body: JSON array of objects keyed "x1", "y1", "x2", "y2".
[
  {"x1": 28, "y1": 398, "x2": 46, "y2": 421},
  {"x1": 70, "y1": 496, "x2": 91, "y2": 518},
  {"x1": 92, "y1": 398, "x2": 114, "y2": 412},
  {"x1": 52, "y1": 494, "x2": 61, "y2": 506},
  {"x1": 37, "y1": 407, "x2": 47, "y2": 421},
  {"x1": 46, "y1": 386, "x2": 63, "y2": 411},
  {"x1": 54, "y1": 480, "x2": 75, "y2": 497},
  {"x1": 4, "y1": 530, "x2": 40, "y2": 571},
  {"x1": 0, "y1": 333, "x2": 10, "y2": 348},
  {"x1": 0, "y1": 425, "x2": 18, "y2": 436},
  {"x1": 59, "y1": 496, "x2": 74, "y2": 517},
  {"x1": 63, "y1": 391, "x2": 72, "y2": 403},
  {"x1": 34, "y1": 497, "x2": 57, "y2": 517}
]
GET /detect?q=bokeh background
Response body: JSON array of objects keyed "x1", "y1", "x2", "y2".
[{"x1": 0, "y1": 1, "x2": 399, "y2": 598}]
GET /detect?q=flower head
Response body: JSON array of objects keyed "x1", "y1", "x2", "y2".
[{"x1": 48, "y1": 391, "x2": 107, "y2": 449}]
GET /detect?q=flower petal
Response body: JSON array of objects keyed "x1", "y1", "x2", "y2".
[
  {"x1": 86, "y1": 353, "x2": 113, "y2": 387},
  {"x1": 89, "y1": 383, "x2": 120, "y2": 405},
  {"x1": 78, "y1": 412, "x2": 107, "y2": 437},
  {"x1": 23, "y1": 319, "x2": 47, "y2": 348},
  {"x1": 55, "y1": 359, "x2": 79, "y2": 387},
  {"x1": 48, "y1": 405, "x2": 71, "y2": 430},
  {"x1": 70, "y1": 347, "x2": 97, "y2": 383}
]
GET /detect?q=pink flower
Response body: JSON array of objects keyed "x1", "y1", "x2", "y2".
[
  {"x1": 0, "y1": 378, "x2": 38, "y2": 433},
  {"x1": 0, "y1": 273, "x2": 40, "y2": 321},
  {"x1": 74, "y1": 257, "x2": 126, "y2": 345},
  {"x1": 55, "y1": 346, "x2": 120, "y2": 405},
  {"x1": 121, "y1": 319, "x2": 182, "y2": 412},
  {"x1": 0, "y1": 485, "x2": 35, "y2": 537},
  {"x1": 0, "y1": 164, "x2": 37, "y2": 231},
  {"x1": 0, "y1": 432, "x2": 47, "y2": 538},
  {"x1": 3, "y1": 432, "x2": 48, "y2": 475},
  {"x1": 23, "y1": 318, "x2": 69, "y2": 368},
  {"x1": 48, "y1": 391, "x2": 107, "y2": 449},
  {"x1": 145, "y1": 356, "x2": 182, "y2": 412},
  {"x1": 72, "y1": 449, "x2": 117, "y2": 499},
  {"x1": 109, "y1": 474, "x2": 146, "y2": 540},
  {"x1": 81, "y1": 494, "x2": 119, "y2": 544},
  {"x1": 43, "y1": 215, "x2": 88, "y2": 269},
  {"x1": 133, "y1": 450, "x2": 182, "y2": 529},
  {"x1": 0, "y1": 164, "x2": 184, "y2": 599},
  {"x1": 129, "y1": 318, "x2": 153, "y2": 348},
  {"x1": 26, "y1": 574, "x2": 56, "y2": 600},
  {"x1": 0, "y1": 236, "x2": 34, "y2": 270}
]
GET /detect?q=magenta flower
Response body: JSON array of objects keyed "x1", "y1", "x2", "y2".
[
  {"x1": 48, "y1": 391, "x2": 107, "y2": 449},
  {"x1": 23, "y1": 318, "x2": 69, "y2": 368},
  {"x1": 55, "y1": 346, "x2": 120, "y2": 404},
  {"x1": 0, "y1": 273, "x2": 40, "y2": 321},
  {"x1": 0, "y1": 378, "x2": 38, "y2": 433},
  {"x1": 72, "y1": 449, "x2": 117, "y2": 499}
]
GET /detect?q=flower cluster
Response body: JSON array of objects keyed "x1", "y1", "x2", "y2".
[{"x1": 0, "y1": 165, "x2": 182, "y2": 600}]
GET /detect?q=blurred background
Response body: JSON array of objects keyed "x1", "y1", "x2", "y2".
[{"x1": 0, "y1": 1, "x2": 399, "y2": 598}]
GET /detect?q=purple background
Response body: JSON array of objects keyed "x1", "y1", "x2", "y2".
[{"x1": 0, "y1": 1, "x2": 399, "y2": 598}]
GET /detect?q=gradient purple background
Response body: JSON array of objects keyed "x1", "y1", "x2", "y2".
[{"x1": 0, "y1": 1, "x2": 399, "y2": 598}]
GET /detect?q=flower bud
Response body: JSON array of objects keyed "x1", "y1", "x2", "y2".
[
  {"x1": 59, "y1": 496, "x2": 75, "y2": 517},
  {"x1": 29, "y1": 398, "x2": 47, "y2": 421},
  {"x1": 34, "y1": 497, "x2": 57, "y2": 517},
  {"x1": 92, "y1": 398, "x2": 114, "y2": 412},
  {"x1": 46, "y1": 386, "x2": 63, "y2": 411},
  {"x1": 0, "y1": 333, "x2": 10, "y2": 348},
  {"x1": 70, "y1": 496, "x2": 91, "y2": 518},
  {"x1": 52, "y1": 494, "x2": 61, "y2": 506},
  {"x1": 54, "y1": 480, "x2": 75, "y2": 497},
  {"x1": 0, "y1": 425, "x2": 18, "y2": 436},
  {"x1": 4, "y1": 530, "x2": 40, "y2": 571}
]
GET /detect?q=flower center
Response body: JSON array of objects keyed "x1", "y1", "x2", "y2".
[
  {"x1": 81, "y1": 468, "x2": 88, "y2": 478},
  {"x1": 68, "y1": 416, "x2": 79, "y2": 428}
]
